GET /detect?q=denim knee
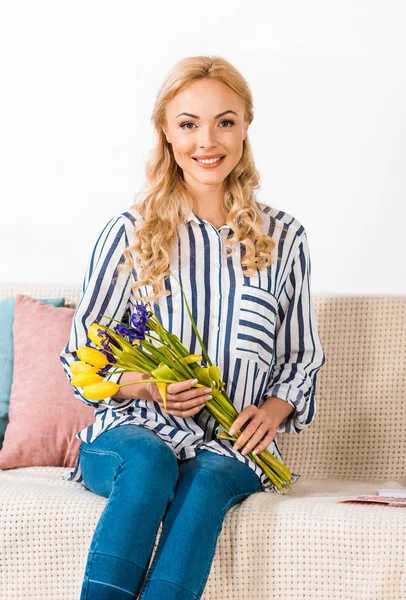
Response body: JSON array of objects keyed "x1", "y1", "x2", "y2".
[
  {"x1": 80, "y1": 425, "x2": 180, "y2": 501},
  {"x1": 102, "y1": 438, "x2": 178, "y2": 504}
]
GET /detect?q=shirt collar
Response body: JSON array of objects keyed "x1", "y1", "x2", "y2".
[
  {"x1": 185, "y1": 208, "x2": 201, "y2": 225},
  {"x1": 184, "y1": 208, "x2": 231, "y2": 231}
]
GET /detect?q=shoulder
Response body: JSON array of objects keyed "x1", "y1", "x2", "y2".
[
  {"x1": 120, "y1": 206, "x2": 139, "y2": 229},
  {"x1": 100, "y1": 207, "x2": 139, "y2": 238},
  {"x1": 256, "y1": 201, "x2": 310, "y2": 285},
  {"x1": 256, "y1": 200, "x2": 306, "y2": 242},
  {"x1": 257, "y1": 200, "x2": 307, "y2": 260}
]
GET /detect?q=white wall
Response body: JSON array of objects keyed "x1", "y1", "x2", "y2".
[{"x1": 1, "y1": 1, "x2": 404, "y2": 294}]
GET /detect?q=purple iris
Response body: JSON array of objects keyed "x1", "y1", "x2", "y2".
[
  {"x1": 99, "y1": 349, "x2": 116, "y2": 363},
  {"x1": 130, "y1": 304, "x2": 151, "y2": 334},
  {"x1": 97, "y1": 327, "x2": 121, "y2": 349},
  {"x1": 105, "y1": 329, "x2": 122, "y2": 349},
  {"x1": 113, "y1": 303, "x2": 151, "y2": 343},
  {"x1": 97, "y1": 363, "x2": 114, "y2": 377},
  {"x1": 113, "y1": 323, "x2": 141, "y2": 343}
]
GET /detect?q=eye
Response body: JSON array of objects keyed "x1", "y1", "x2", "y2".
[
  {"x1": 219, "y1": 119, "x2": 235, "y2": 128},
  {"x1": 179, "y1": 119, "x2": 235, "y2": 130}
]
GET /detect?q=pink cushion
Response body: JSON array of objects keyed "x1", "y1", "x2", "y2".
[{"x1": 0, "y1": 294, "x2": 95, "y2": 469}]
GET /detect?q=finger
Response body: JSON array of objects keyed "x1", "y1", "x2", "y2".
[
  {"x1": 158, "y1": 393, "x2": 211, "y2": 412},
  {"x1": 167, "y1": 379, "x2": 198, "y2": 395},
  {"x1": 165, "y1": 403, "x2": 206, "y2": 418},
  {"x1": 155, "y1": 382, "x2": 210, "y2": 406},
  {"x1": 252, "y1": 431, "x2": 276, "y2": 456},
  {"x1": 229, "y1": 407, "x2": 255, "y2": 436},
  {"x1": 170, "y1": 385, "x2": 212, "y2": 404},
  {"x1": 236, "y1": 425, "x2": 268, "y2": 455},
  {"x1": 234, "y1": 419, "x2": 265, "y2": 451}
]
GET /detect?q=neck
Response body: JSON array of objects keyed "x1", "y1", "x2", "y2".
[{"x1": 186, "y1": 179, "x2": 226, "y2": 222}]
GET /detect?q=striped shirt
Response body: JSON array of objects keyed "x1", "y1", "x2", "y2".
[{"x1": 60, "y1": 200, "x2": 326, "y2": 493}]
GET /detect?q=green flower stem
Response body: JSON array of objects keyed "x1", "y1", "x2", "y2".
[
  {"x1": 147, "y1": 316, "x2": 177, "y2": 347},
  {"x1": 209, "y1": 396, "x2": 238, "y2": 422},
  {"x1": 139, "y1": 341, "x2": 176, "y2": 365},
  {"x1": 253, "y1": 452, "x2": 291, "y2": 492},
  {"x1": 212, "y1": 393, "x2": 238, "y2": 420},
  {"x1": 256, "y1": 455, "x2": 286, "y2": 486},
  {"x1": 109, "y1": 356, "x2": 154, "y2": 374},
  {"x1": 112, "y1": 354, "x2": 151, "y2": 371},
  {"x1": 94, "y1": 313, "x2": 126, "y2": 326},
  {"x1": 143, "y1": 332, "x2": 166, "y2": 345},
  {"x1": 146, "y1": 330, "x2": 188, "y2": 360},
  {"x1": 114, "y1": 359, "x2": 147, "y2": 370},
  {"x1": 118, "y1": 378, "x2": 180, "y2": 388},
  {"x1": 204, "y1": 400, "x2": 234, "y2": 432},
  {"x1": 262, "y1": 452, "x2": 293, "y2": 481},
  {"x1": 169, "y1": 273, "x2": 213, "y2": 368}
]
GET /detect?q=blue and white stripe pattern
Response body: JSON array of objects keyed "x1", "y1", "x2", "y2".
[{"x1": 60, "y1": 201, "x2": 326, "y2": 493}]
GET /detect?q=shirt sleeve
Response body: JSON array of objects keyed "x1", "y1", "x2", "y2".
[
  {"x1": 60, "y1": 213, "x2": 136, "y2": 412},
  {"x1": 262, "y1": 229, "x2": 326, "y2": 434}
]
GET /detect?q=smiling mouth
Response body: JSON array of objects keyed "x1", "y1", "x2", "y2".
[{"x1": 192, "y1": 156, "x2": 227, "y2": 163}]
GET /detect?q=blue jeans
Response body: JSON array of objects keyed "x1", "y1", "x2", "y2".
[{"x1": 78, "y1": 423, "x2": 262, "y2": 600}]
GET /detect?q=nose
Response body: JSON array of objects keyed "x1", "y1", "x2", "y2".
[{"x1": 196, "y1": 124, "x2": 219, "y2": 149}]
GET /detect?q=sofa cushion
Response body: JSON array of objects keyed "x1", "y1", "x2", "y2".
[
  {"x1": 0, "y1": 295, "x2": 65, "y2": 449},
  {"x1": 0, "y1": 294, "x2": 95, "y2": 470}
]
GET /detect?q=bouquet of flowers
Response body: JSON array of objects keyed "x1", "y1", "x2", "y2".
[{"x1": 69, "y1": 273, "x2": 295, "y2": 493}]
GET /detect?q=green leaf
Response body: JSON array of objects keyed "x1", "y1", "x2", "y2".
[
  {"x1": 192, "y1": 367, "x2": 213, "y2": 388},
  {"x1": 150, "y1": 363, "x2": 181, "y2": 383},
  {"x1": 208, "y1": 365, "x2": 221, "y2": 389}
]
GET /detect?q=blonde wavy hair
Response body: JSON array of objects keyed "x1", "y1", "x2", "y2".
[{"x1": 119, "y1": 55, "x2": 281, "y2": 305}]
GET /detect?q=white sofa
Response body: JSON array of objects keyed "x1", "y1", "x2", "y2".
[{"x1": 1, "y1": 283, "x2": 405, "y2": 600}]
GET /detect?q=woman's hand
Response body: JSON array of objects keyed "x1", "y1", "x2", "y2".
[
  {"x1": 229, "y1": 405, "x2": 277, "y2": 456},
  {"x1": 146, "y1": 378, "x2": 213, "y2": 417}
]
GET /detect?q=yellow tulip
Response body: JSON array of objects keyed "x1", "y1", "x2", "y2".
[
  {"x1": 87, "y1": 323, "x2": 107, "y2": 349},
  {"x1": 71, "y1": 372, "x2": 104, "y2": 386},
  {"x1": 77, "y1": 346, "x2": 109, "y2": 367},
  {"x1": 181, "y1": 354, "x2": 202, "y2": 364},
  {"x1": 82, "y1": 381, "x2": 119, "y2": 400},
  {"x1": 70, "y1": 361, "x2": 98, "y2": 375}
]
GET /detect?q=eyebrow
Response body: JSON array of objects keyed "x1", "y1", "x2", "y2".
[{"x1": 175, "y1": 110, "x2": 238, "y2": 119}]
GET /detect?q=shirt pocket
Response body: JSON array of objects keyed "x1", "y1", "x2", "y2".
[{"x1": 235, "y1": 285, "x2": 277, "y2": 372}]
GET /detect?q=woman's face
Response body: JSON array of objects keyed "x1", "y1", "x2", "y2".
[{"x1": 163, "y1": 78, "x2": 249, "y2": 190}]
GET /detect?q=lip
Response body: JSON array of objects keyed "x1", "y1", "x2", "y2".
[
  {"x1": 192, "y1": 155, "x2": 226, "y2": 169},
  {"x1": 192, "y1": 153, "x2": 226, "y2": 159}
]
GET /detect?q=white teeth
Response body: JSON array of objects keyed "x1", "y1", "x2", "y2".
[{"x1": 195, "y1": 157, "x2": 223, "y2": 164}]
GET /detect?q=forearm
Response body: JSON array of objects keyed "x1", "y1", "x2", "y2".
[
  {"x1": 261, "y1": 396, "x2": 295, "y2": 428},
  {"x1": 112, "y1": 371, "x2": 153, "y2": 401}
]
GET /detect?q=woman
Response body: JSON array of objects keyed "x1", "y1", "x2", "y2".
[{"x1": 60, "y1": 55, "x2": 326, "y2": 600}]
